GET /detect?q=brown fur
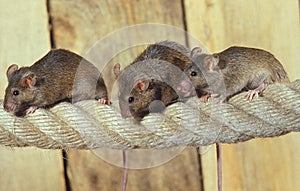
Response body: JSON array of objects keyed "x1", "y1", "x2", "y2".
[
  {"x1": 4, "y1": 49, "x2": 109, "y2": 116},
  {"x1": 185, "y1": 46, "x2": 289, "y2": 101},
  {"x1": 114, "y1": 40, "x2": 194, "y2": 120}
]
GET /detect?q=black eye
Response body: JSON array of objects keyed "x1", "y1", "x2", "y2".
[
  {"x1": 128, "y1": 97, "x2": 134, "y2": 103},
  {"x1": 13, "y1": 90, "x2": 19, "y2": 96},
  {"x1": 191, "y1": 71, "x2": 197, "y2": 76}
]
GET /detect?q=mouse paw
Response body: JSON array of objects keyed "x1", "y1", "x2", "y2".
[
  {"x1": 26, "y1": 106, "x2": 38, "y2": 115},
  {"x1": 245, "y1": 90, "x2": 260, "y2": 100},
  {"x1": 199, "y1": 94, "x2": 211, "y2": 103},
  {"x1": 245, "y1": 83, "x2": 267, "y2": 101},
  {"x1": 98, "y1": 98, "x2": 111, "y2": 105}
]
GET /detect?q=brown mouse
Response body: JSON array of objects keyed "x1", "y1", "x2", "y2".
[
  {"x1": 183, "y1": 46, "x2": 290, "y2": 102},
  {"x1": 4, "y1": 49, "x2": 110, "y2": 117},
  {"x1": 113, "y1": 40, "x2": 195, "y2": 121}
]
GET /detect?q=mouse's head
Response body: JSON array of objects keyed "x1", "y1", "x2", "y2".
[
  {"x1": 183, "y1": 47, "x2": 220, "y2": 96},
  {"x1": 4, "y1": 64, "x2": 38, "y2": 116},
  {"x1": 118, "y1": 77, "x2": 178, "y2": 121},
  {"x1": 119, "y1": 79, "x2": 152, "y2": 120},
  {"x1": 114, "y1": 62, "x2": 180, "y2": 121}
]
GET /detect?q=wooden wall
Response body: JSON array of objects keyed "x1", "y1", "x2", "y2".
[{"x1": 0, "y1": 0, "x2": 299, "y2": 191}]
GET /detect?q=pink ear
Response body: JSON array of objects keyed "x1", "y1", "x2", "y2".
[
  {"x1": 135, "y1": 80, "x2": 150, "y2": 92},
  {"x1": 113, "y1": 63, "x2": 121, "y2": 79},
  {"x1": 21, "y1": 72, "x2": 36, "y2": 88},
  {"x1": 191, "y1": 47, "x2": 202, "y2": 58},
  {"x1": 6, "y1": 64, "x2": 19, "y2": 81},
  {"x1": 203, "y1": 55, "x2": 219, "y2": 71}
]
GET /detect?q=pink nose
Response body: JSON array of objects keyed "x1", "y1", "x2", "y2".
[
  {"x1": 4, "y1": 102, "x2": 15, "y2": 112},
  {"x1": 4, "y1": 106, "x2": 11, "y2": 112}
]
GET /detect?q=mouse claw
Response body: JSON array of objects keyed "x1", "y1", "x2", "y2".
[
  {"x1": 245, "y1": 83, "x2": 266, "y2": 101},
  {"x1": 26, "y1": 106, "x2": 38, "y2": 115},
  {"x1": 98, "y1": 98, "x2": 111, "y2": 105},
  {"x1": 245, "y1": 90, "x2": 260, "y2": 101}
]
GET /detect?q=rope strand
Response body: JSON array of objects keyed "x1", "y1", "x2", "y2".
[{"x1": 0, "y1": 80, "x2": 299, "y2": 149}]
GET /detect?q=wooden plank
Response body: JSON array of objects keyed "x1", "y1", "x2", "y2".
[
  {"x1": 50, "y1": 0, "x2": 203, "y2": 190},
  {"x1": 0, "y1": 0, "x2": 65, "y2": 191},
  {"x1": 184, "y1": 0, "x2": 300, "y2": 190},
  {"x1": 66, "y1": 149, "x2": 201, "y2": 191}
]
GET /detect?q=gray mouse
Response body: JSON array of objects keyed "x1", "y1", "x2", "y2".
[
  {"x1": 113, "y1": 40, "x2": 195, "y2": 121},
  {"x1": 182, "y1": 46, "x2": 290, "y2": 102},
  {"x1": 4, "y1": 49, "x2": 110, "y2": 117}
]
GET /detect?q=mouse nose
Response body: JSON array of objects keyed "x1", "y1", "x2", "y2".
[
  {"x1": 4, "y1": 104, "x2": 11, "y2": 112},
  {"x1": 4, "y1": 102, "x2": 15, "y2": 112}
]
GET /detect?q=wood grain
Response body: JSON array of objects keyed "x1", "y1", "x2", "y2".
[
  {"x1": 184, "y1": 0, "x2": 300, "y2": 190},
  {"x1": 50, "y1": 0, "x2": 203, "y2": 190},
  {"x1": 66, "y1": 149, "x2": 201, "y2": 191},
  {"x1": 0, "y1": 0, "x2": 65, "y2": 191}
]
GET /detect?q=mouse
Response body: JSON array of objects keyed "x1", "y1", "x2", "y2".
[
  {"x1": 182, "y1": 46, "x2": 290, "y2": 191},
  {"x1": 4, "y1": 49, "x2": 110, "y2": 117},
  {"x1": 113, "y1": 40, "x2": 195, "y2": 121},
  {"x1": 183, "y1": 46, "x2": 290, "y2": 102}
]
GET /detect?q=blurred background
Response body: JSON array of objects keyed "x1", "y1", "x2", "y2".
[{"x1": 0, "y1": 0, "x2": 299, "y2": 190}]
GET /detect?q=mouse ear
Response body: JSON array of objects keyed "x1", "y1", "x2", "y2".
[
  {"x1": 113, "y1": 63, "x2": 121, "y2": 79},
  {"x1": 191, "y1": 47, "x2": 202, "y2": 58},
  {"x1": 6, "y1": 64, "x2": 19, "y2": 81},
  {"x1": 203, "y1": 55, "x2": 219, "y2": 71},
  {"x1": 135, "y1": 79, "x2": 150, "y2": 92},
  {"x1": 21, "y1": 72, "x2": 37, "y2": 88}
]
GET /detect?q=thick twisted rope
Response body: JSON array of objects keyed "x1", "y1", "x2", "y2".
[{"x1": 0, "y1": 80, "x2": 299, "y2": 150}]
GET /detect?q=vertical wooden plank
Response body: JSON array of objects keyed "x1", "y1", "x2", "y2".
[
  {"x1": 50, "y1": 0, "x2": 203, "y2": 191},
  {"x1": 184, "y1": 0, "x2": 300, "y2": 190},
  {"x1": 0, "y1": 0, "x2": 65, "y2": 191}
]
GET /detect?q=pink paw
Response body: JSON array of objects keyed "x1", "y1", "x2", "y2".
[
  {"x1": 245, "y1": 90, "x2": 260, "y2": 100},
  {"x1": 245, "y1": 83, "x2": 266, "y2": 101},
  {"x1": 98, "y1": 98, "x2": 111, "y2": 105},
  {"x1": 26, "y1": 106, "x2": 38, "y2": 115},
  {"x1": 199, "y1": 94, "x2": 211, "y2": 103}
]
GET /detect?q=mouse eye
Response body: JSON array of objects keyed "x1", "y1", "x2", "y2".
[
  {"x1": 13, "y1": 90, "x2": 19, "y2": 96},
  {"x1": 191, "y1": 71, "x2": 197, "y2": 76},
  {"x1": 128, "y1": 97, "x2": 134, "y2": 103}
]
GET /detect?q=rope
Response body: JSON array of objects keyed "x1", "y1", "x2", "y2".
[{"x1": 0, "y1": 80, "x2": 299, "y2": 150}]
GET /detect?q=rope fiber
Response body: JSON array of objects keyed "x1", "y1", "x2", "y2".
[{"x1": 0, "y1": 80, "x2": 299, "y2": 150}]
